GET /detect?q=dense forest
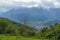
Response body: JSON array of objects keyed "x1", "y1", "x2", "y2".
[{"x1": 0, "y1": 18, "x2": 60, "y2": 40}]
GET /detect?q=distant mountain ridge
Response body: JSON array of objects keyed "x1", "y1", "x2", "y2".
[{"x1": 0, "y1": 8, "x2": 60, "y2": 26}]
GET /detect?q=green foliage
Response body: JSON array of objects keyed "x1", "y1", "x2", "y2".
[
  {"x1": 1, "y1": 17, "x2": 60, "y2": 40},
  {"x1": 0, "y1": 18, "x2": 36, "y2": 37},
  {"x1": 36, "y1": 23, "x2": 60, "y2": 39},
  {"x1": 0, "y1": 35, "x2": 41, "y2": 40}
]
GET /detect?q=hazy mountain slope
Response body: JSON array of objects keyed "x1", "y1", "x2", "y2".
[{"x1": 0, "y1": 8, "x2": 60, "y2": 26}]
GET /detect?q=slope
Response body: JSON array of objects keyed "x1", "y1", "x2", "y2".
[{"x1": 0, "y1": 17, "x2": 35, "y2": 36}]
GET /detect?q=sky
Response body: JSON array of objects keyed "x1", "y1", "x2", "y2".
[{"x1": 0, "y1": 0, "x2": 60, "y2": 12}]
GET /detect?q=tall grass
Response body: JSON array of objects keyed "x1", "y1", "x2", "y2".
[{"x1": 0, "y1": 34, "x2": 42, "y2": 40}]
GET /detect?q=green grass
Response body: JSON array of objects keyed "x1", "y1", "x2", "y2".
[
  {"x1": 0, "y1": 35, "x2": 38, "y2": 40},
  {"x1": 0, "y1": 35, "x2": 49, "y2": 40}
]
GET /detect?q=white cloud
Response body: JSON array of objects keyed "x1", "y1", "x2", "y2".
[
  {"x1": 0, "y1": 0, "x2": 60, "y2": 12},
  {"x1": 0, "y1": 0, "x2": 42, "y2": 8},
  {"x1": 46, "y1": 0, "x2": 56, "y2": 2},
  {"x1": 54, "y1": 2, "x2": 60, "y2": 8},
  {"x1": 0, "y1": 0, "x2": 59, "y2": 8},
  {"x1": 0, "y1": 7, "x2": 11, "y2": 12}
]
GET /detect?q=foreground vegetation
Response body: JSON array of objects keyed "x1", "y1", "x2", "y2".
[
  {"x1": 0, "y1": 35, "x2": 40, "y2": 40},
  {"x1": 0, "y1": 18, "x2": 60, "y2": 40}
]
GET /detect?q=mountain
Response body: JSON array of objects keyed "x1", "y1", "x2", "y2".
[
  {"x1": 0, "y1": 17, "x2": 35, "y2": 36},
  {"x1": 0, "y1": 8, "x2": 49, "y2": 21},
  {"x1": 0, "y1": 8, "x2": 60, "y2": 26}
]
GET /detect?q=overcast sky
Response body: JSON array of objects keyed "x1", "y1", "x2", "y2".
[{"x1": 0, "y1": 0, "x2": 60, "y2": 12}]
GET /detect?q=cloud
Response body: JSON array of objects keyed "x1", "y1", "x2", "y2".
[
  {"x1": 54, "y1": 2, "x2": 60, "y2": 8},
  {"x1": 0, "y1": 0, "x2": 59, "y2": 8},
  {"x1": 0, "y1": 7, "x2": 10, "y2": 12},
  {"x1": 0, "y1": 0, "x2": 60, "y2": 12}
]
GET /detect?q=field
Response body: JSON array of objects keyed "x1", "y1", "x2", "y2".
[
  {"x1": 0, "y1": 35, "x2": 49, "y2": 40},
  {"x1": 0, "y1": 35, "x2": 38, "y2": 40}
]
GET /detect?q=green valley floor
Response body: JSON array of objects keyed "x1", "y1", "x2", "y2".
[{"x1": 0, "y1": 35, "x2": 50, "y2": 40}]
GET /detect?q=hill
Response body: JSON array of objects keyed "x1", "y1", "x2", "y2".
[
  {"x1": 1, "y1": 18, "x2": 60, "y2": 40},
  {"x1": 36, "y1": 23, "x2": 60, "y2": 40},
  {"x1": 0, "y1": 18, "x2": 35, "y2": 36}
]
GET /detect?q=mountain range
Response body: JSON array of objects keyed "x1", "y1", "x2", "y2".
[{"x1": 0, "y1": 8, "x2": 60, "y2": 27}]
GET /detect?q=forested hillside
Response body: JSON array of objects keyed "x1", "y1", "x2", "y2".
[
  {"x1": 0, "y1": 18, "x2": 35, "y2": 37},
  {"x1": 0, "y1": 18, "x2": 60, "y2": 40},
  {"x1": 36, "y1": 23, "x2": 60, "y2": 40}
]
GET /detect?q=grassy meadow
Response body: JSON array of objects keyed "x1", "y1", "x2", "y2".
[{"x1": 0, "y1": 35, "x2": 46, "y2": 40}]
